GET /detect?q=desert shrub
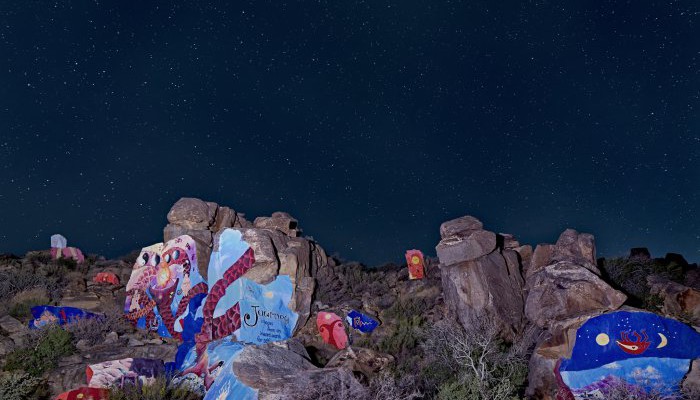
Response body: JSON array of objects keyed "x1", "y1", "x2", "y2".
[
  {"x1": 0, "y1": 371, "x2": 50, "y2": 400},
  {"x1": 0, "y1": 270, "x2": 48, "y2": 298},
  {"x1": 65, "y1": 307, "x2": 133, "y2": 345},
  {"x1": 368, "y1": 372, "x2": 422, "y2": 400},
  {"x1": 108, "y1": 377, "x2": 202, "y2": 400},
  {"x1": 601, "y1": 258, "x2": 685, "y2": 310},
  {"x1": 284, "y1": 369, "x2": 421, "y2": 400},
  {"x1": 421, "y1": 314, "x2": 535, "y2": 400},
  {"x1": 4, "y1": 326, "x2": 75, "y2": 376},
  {"x1": 9, "y1": 299, "x2": 46, "y2": 319}
]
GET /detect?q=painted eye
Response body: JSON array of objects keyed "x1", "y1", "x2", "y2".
[
  {"x1": 140, "y1": 253, "x2": 149, "y2": 266},
  {"x1": 154, "y1": 255, "x2": 161, "y2": 265},
  {"x1": 172, "y1": 250, "x2": 180, "y2": 260},
  {"x1": 165, "y1": 254, "x2": 171, "y2": 263}
]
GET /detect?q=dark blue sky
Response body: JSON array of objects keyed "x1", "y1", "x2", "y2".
[{"x1": 1, "y1": 1, "x2": 698, "y2": 265}]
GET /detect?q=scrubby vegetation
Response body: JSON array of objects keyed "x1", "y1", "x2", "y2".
[
  {"x1": 0, "y1": 371, "x2": 50, "y2": 400},
  {"x1": 65, "y1": 306, "x2": 133, "y2": 346},
  {"x1": 4, "y1": 326, "x2": 76, "y2": 376},
  {"x1": 284, "y1": 370, "x2": 422, "y2": 400},
  {"x1": 600, "y1": 257, "x2": 685, "y2": 310},
  {"x1": 421, "y1": 315, "x2": 537, "y2": 400},
  {"x1": 108, "y1": 377, "x2": 202, "y2": 400}
]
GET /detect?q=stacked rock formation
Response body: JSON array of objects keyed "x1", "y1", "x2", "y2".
[
  {"x1": 435, "y1": 216, "x2": 527, "y2": 340},
  {"x1": 164, "y1": 198, "x2": 327, "y2": 331},
  {"x1": 524, "y1": 229, "x2": 627, "y2": 399}
]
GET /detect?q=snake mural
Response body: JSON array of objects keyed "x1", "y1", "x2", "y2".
[{"x1": 124, "y1": 228, "x2": 299, "y2": 397}]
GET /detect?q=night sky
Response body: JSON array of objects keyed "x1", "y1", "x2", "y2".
[{"x1": 1, "y1": 1, "x2": 699, "y2": 265}]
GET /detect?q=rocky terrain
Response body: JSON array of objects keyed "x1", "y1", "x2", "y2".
[{"x1": 0, "y1": 197, "x2": 699, "y2": 399}]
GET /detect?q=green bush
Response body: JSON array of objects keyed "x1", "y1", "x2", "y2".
[
  {"x1": 4, "y1": 326, "x2": 75, "y2": 376},
  {"x1": 0, "y1": 372, "x2": 50, "y2": 400},
  {"x1": 9, "y1": 295, "x2": 50, "y2": 320},
  {"x1": 108, "y1": 377, "x2": 202, "y2": 400}
]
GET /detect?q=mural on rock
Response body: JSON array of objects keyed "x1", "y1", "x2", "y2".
[
  {"x1": 123, "y1": 229, "x2": 299, "y2": 398},
  {"x1": 123, "y1": 238, "x2": 208, "y2": 340},
  {"x1": 55, "y1": 387, "x2": 109, "y2": 400},
  {"x1": 405, "y1": 249, "x2": 425, "y2": 280},
  {"x1": 317, "y1": 311, "x2": 348, "y2": 349},
  {"x1": 29, "y1": 305, "x2": 98, "y2": 329},
  {"x1": 559, "y1": 310, "x2": 700, "y2": 398},
  {"x1": 346, "y1": 310, "x2": 379, "y2": 333},
  {"x1": 93, "y1": 272, "x2": 119, "y2": 285},
  {"x1": 175, "y1": 337, "x2": 256, "y2": 399},
  {"x1": 86, "y1": 358, "x2": 164, "y2": 388}
]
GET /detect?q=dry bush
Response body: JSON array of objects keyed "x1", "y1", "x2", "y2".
[
  {"x1": 421, "y1": 313, "x2": 537, "y2": 400},
  {"x1": 65, "y1": 306, "x2": 133, "y2": 346},
  {"x1": 283, "y1": 370, "x2": 369, "y2": 400},
  {"x1": 284, "y1": 369, "x2": 423, "y2": 400},
  {"x1": 368, "y1": 372, "x2": 422, "y2": 400}
]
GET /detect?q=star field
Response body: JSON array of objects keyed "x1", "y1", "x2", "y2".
[{"x1": 1, "y1": 1, "x2": 699, "y2": 265}]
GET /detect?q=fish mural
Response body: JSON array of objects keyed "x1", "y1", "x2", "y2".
[
  {"x1": 28, "y1": 305, "x2": 98, "y2": 329},
  {"x1": 559, "y1": 310, "x2": 700, "y2": 398},
  {"x1": 317, "y1": 312, "x2": 348, "y2": 349},
  {"x1": 346, "y1": 310, "x2": 379, "y2": 333},
  {"x1": 405, "y1": 249, "x2": 425, "y2": 280}
]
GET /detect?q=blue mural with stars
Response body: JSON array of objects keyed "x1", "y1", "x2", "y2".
[{"x1": 560, "y1": 310, "x2": 700, "y2": 396}]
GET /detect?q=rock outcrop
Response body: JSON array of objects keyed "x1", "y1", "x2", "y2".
[
  {"x1": 525, "y1": 230, "x2": 625, "y2": 329},
  {"x1": 436, "y1": 216, "x2": 526, "y2": 340},
  {"x1": 648, "y1": 275, "x2": 700, "y2": 325},
  {"x1": 164, "y1": 198, "x2": 330, "y2": 330},
  {"x1": 232, "y1": 340, "x2": 364, "y2": 400},
  {"x1": 523, "y1": 230, "x2": 627, "y2": 398},
  {"x1": 164, "y1": 197, "x2": 253, "y2": 277}
]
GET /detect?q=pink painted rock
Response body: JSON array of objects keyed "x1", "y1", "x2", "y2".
[{"x1": 317, "y1": 312, "x2": 348, "y2": 350}]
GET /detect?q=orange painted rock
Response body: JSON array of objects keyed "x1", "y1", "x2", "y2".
[{"x1": 93, "y1": 272, "x2": 119, "y2": 285}]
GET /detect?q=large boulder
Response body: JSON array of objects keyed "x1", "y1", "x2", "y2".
[
  {"x1": 227, "y1": 227, "x2": 323, "y2": 330},
  {"x1": 525, "y1": 261, "x2": 626, "y2": 328},
  {"x1": 232, "y1": 341, "x2": 364, "y2": 400},
  {"x1": 439, "y1": 215, "x2": 484, "y2": 238},
  {"x1": 166, "y1": 198, "x2": 217, "y2": 230},
  {"x1": 254, "y1": 212, "x2": 301, "y2": 237},
  {"x1": 528, "y1": 229, "x2": 598, "y2": 278},
  {"x1": 525, "y1": 314, "x2": 595, "y2": 399},
  {"x1": 436, "y1": 216, "x2": 526, "y2": 340},
  {"x1": 435, "y1": 215, "x2": 498, "y2": 265},
  {"x1": 164, "y1": 197, "x2": 253, "y2": 276},
  {"x1": 163, "y1": 198, "x2": 329, "y2": 331}
]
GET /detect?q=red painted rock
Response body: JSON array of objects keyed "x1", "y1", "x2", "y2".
[
  {"x1": 93, "y1": 272, "x2": 119, "y2": 285},
  {"x1": 405, "y1": 249, "x2": 425, "y2": 280},
  {"x1": 55, "y1": 387, "x2": 109, "y2": 400},
  {"x1": 317, "y1": 312, "x2": 348, "y2": 349}
]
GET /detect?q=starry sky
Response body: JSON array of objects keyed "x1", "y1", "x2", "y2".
[{"x1": 1, "y1": 1, "x2": 699, "y2": 265}]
